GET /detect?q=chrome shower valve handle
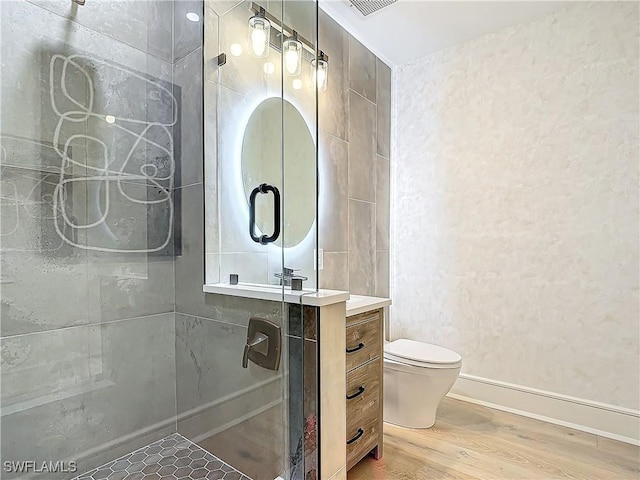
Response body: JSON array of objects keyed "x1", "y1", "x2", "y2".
[{"x1": 242, "y1": 332, "x2": 268, "y2": 368}]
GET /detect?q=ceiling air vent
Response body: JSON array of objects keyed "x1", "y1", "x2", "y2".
[{"x1": 348, "y1": 0, "x2": 398, "y2": 17}]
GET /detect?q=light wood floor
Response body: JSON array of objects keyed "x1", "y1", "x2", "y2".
[{"x1": 348, "y1": 397, "x2": 640, "y2": 480}]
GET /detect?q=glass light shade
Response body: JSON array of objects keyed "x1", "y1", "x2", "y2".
[
  {"x1": 248, "y1": 15, "x2": 270, "y2": 58},
  {"x1": 283, "y1": 38, "x2": 302, "y2": 76},
  {"x1": 312, "y1": 58, "x2": 328, "y2": 91}
]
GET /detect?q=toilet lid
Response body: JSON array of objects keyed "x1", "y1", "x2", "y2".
[{"x1": 384, "y1": 339, "x2": 461, "y2": 365}]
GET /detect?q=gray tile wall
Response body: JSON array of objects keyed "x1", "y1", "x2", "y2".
[
  {"x1": 1, "y1": 0, "x2": 179, "y2": 476},
  {"x1": 318, "y1": 10, "x2": 391, "y2": 297}
]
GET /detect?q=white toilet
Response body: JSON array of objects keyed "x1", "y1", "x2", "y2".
[{"x1": 384, "y1": 339, "x2": 462, "y2": 428}]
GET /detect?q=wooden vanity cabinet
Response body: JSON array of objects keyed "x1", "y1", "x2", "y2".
[{"x1": 345, "y1": 308, "x2": 384, "y2": 470}]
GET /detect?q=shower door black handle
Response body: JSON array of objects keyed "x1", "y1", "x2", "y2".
[
  {"x1": 249, "y1": 186, "x2": 261, "y2": 243},
  {"x1": 249, "y1": 183, "x2": 281, "y2": 244},
  {"x1": 262, "y1": 184, "x2": 280, "y2": 243}
]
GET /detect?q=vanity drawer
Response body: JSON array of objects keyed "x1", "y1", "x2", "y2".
[
  {"x1": 346, "y1": 358, "x2": 380, "y2": 431},
  {"x1": 346, "y1": 308, "x2": 382, "y2": 327},
  {"x1": 346, "y1": 407, "x2": 380, "y2": 471},
  {"x1": 346, "y1": 318, "x2": 382, "y2": 372}
]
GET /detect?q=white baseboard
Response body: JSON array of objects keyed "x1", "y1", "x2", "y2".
[{"x1": 448, "y1": 374, "x2": 640, "y2": 446}]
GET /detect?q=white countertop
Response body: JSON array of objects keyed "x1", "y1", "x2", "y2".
[
  {"x1": 203, "y1": 282, "x2": 350, "y2": 307},
  {"x1": 346, "y1": 294, "x2": 392, "y2": 317}
]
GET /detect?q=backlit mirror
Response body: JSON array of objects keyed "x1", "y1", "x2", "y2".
[{"x1": 241, "y1": 97, "x2": 315, "y2": 248}]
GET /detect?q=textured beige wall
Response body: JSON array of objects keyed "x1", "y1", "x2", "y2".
[{"x1": 392, "y1": 2, "x2": 639, "y2": 409}]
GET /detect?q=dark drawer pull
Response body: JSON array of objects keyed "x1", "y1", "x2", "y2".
[
  {"x1": 346, "y1": 386, "x2": 365, "y2": 400},
  {"x1": 346, "y1": 342, "x2": 364, "y2": 354},
  {"x1": 347, "y1": 428, "x2": 364, "y2": 445}
]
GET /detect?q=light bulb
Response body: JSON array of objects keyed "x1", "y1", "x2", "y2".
[
  {"x1": 230, "y1": 43, "x2": 243, "y2": 57},
  {"x1": 248, "y1": 15, "x2": 270, "y2": 58},
  {"x1": 283, "y1": 38, "x2": 302, "y2": 76},
  {"x1": 317, "y1": 69, "x2": 327, "y2": 88},
  {"x1": 313, "y1": 58, "x2": 328, "y2": 91},
  {"x1": 251, "y1": 27, "x2": 267, "y2": 56},
  {"x1": 105, "y1": 115, "x2": 116, "y2": 124},
  {"x1": 186, "y1": 12, "x2": 200, "y2": 22},
  {"x1": 285, "y1": 50, "x2": 299, "y2": 75},
  {"x1": 292, "y1": 79, "x2": 302, "y2": 90},
  {"x1": 263, "y1": 62, "x2": 275, "y2": 75}
]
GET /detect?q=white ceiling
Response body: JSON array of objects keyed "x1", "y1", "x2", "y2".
[{"x1": 320, "y1": 0, "x2": 571, "y2": 66}]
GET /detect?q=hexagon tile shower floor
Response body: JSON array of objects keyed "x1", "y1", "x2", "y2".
[{"x1": 73, "y1": 434, "x2": 252, "y2": 480}]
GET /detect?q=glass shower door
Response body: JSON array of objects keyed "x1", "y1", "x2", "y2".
[{"x1": 202, "y1": 0, "x2": 318, "y2": 479}]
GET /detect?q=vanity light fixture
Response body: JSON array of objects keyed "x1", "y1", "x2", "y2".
[
  {"x1": 243, "y1": 2, "x2": 329, "y2": 90},
  {"x1": 248, "y1": 7, "x2": 271, "y2": 58},
  {"x1": 283, "y1": 33, "x2": 302, "y2": 76},
  {"x1": 312, "y1": 51, "x2": 328, "y2": 91}
]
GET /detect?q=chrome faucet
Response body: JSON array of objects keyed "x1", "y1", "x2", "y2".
[{"x1": 274, "y1": 267, "x2": 307, "y2": 290}]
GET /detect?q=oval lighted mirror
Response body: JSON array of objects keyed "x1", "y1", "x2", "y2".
[{"x1": 242, "y1": 98, "x2": 315, "y2": 248}]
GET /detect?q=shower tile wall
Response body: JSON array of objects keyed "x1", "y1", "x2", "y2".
[
  {"x1": 317, "y1": 10, "x2": 391, "y2": 297},
  {"x1": 0, "y1": 0, "x2": 177, "y2": 477}
]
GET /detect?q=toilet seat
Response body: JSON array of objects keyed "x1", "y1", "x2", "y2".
[{"x1": 384, "y1": 339, "x2": 462, "y2": 369}]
